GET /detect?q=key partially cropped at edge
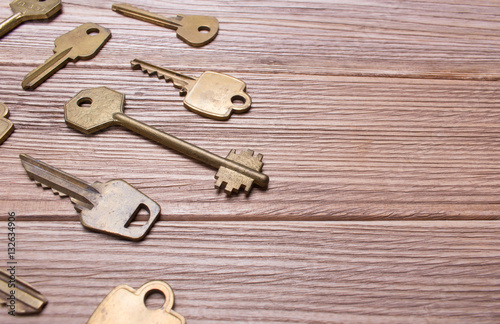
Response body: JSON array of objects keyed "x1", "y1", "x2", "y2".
[
  {"x1": 112, "y1": 3, "x2": 218, "y2": 47},
  {"x1": 0, "y1": 269, "x2": 47, "y2": 315},
  {"x1": 19, "y1": 154, "x2": 161, "y2": 241},
  {"x1": 22, "y1": 23, "x2": 112, "y2": 90},
  {"x1": 0, "y1": 0, "x2": 61, "y2": 39},
  {"x1": 0, "y1": 102, "x2": 14, "y2": 144}
]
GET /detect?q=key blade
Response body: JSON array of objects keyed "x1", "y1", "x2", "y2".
[
  {"x1": 21, "y1": 23, "x2": 112, "y2": 90},
  {"x1": 10, "y1": 0, "x2": 62, "y2": 20},
  {"x1": 131, "y1": 59, "x2": 197, "y2": 94},
  {"x1": 19, "y1": 154, "x2": 99, "y2": 210},
  {"x1": 112, "y1": 3, "x2": 181, "y2": 29},
  {"x1": 0, "y1": 269, "x2": 47, "y2": 315}
]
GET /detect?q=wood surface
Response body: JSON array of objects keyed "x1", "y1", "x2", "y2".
[{"x1": 0, "y1": 0, "x2": 500, "y2": 322}]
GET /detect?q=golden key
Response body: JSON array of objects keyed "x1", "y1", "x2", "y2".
[
  {"x1": 65, "y1": 87, "x2": 268, "y2": 195},
  {"x1": 0, "y1": 269, "x2": 47, "y2": 315},
  {"x1": 22, "y1": 23, "x2": 111, "y2": 90},
  {"x1": 87, "y1": 281, "x2": 185, "y2": 324},
  {"x1": 132, "y1": 59, "x2": 252, "y2": 120},
  {"x1": 0, "y1": 102, "x2": 14, "y2": 144},
  {"x1": 112, "y1": 3, "x2": 218, "y2": 47},
  {"x1": 0, "y1": 0, "x2": 61, "y2": 38}
]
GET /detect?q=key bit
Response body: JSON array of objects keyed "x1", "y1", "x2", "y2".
[
  {"x1": 0, "y1": 268, "x2": 47, "y2": 315},
  {"x1": 0, "y1": 102, "x2": 14, "y2": 144},
  {"x1": 0, "y1": 0, "x2": 61, "y2": 38},
  {"x1": 22, "y1": 22, "x2": 112, "y2": 90},
  {"x1": 64, "y1": 87, "x2": 268, "y2": 195},
  {"x1": 112, "y1": 3, "x2": 218, "y2": 47},
  {"x1": 131, "y1": 59, "x2": 252, "y2": 121},
  {"x1": 88, "y1": 281, "x2": 185, "y2": 324},
  {"x1": 20, "y1": 154, "x2": 161, "y2": 241}
]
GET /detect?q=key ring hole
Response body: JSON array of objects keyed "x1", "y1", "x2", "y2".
[
  {"x1": 86, "y1": 28, "x2": 100, "y2": 36},
  {"x1": 124, "y1": 203, "x2": 151, "y2": 228},
  {"x1": 77, "y1": 98, "x2": 93, "y2": 108},
  {"x1": 198, "y1": 26, "x2": 211, "y2": 33},
  {"x1": 231, "y1": 95, "x2": 246, "y2": 106},
  {"x1": 144, "y1": 289, "x2": 166, "y2": 310}
]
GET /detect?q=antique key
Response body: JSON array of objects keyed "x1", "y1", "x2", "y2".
[
  {"x1": 0, "y1": 102, "x2": 14, "y2": 144},
  {"x1": 112, "y1": 3, "x2": 218, "y2": 47},
  {"x1": 20, "y1": 154, "x2": 161, "y2": 241},
  {"x1": 88, "y1": 281, "x2": 185, "y2": 324},
  {"x1": 22, "y1": 23, "x2": 112, "y2": 90},
  {"x1": 0, "y1": 268, "x2": 48, "y2": 315},
  {"x1": 65, "y1": 87, "x2": 268, "y2": 195},
  {"x1": 132, "y1": 59, "x2": 252, "y2": 120},
  {"x1": 0, "y1": 0, "x2": 61, "y2": 38}
]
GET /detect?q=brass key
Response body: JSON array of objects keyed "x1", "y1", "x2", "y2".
[
  {"x1": 112, "y1": 3, "x2": 218, "y2": 47},
  {"x1": 0, "y1": 0, "x2": 61, "y2": 38},
  {"x1": 65, "y1": 87, "x2": 268, "y2": 195},
  {"x1": 22, "y1": 23, "x2": 112, "y2": 90},
  {"x1": 20, "y1": 154, "x2": 161, "y2": 241},
  {"x1": 132, "y1": 59, "x2": 252, "y2": 120},
  {"x1": 0, "y1": 268, "x2": 48, "y2": 315},
  {"x1": 0, "y1": 102, "x2": 14, "y2": 144}
]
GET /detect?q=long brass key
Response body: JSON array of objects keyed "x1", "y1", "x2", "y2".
[
  {"x1": 0, "y1": 268, "x2": 48, "y2": 315},
  {"x1": 22, "y1": 23, "x2": 112, "y2": 90},
  {"x1": 88, "y1": 281, "x2": 185, "y2": 324},
  {"x1": 0, "y1": 0, "x2": 61, "y2": 38},
  {"x1": 132, "y1": 59, "x2": 252, "y2": 120},
  {"x1": 20, "y1": 154, "x2": 161, "y2": 241},
  {"x1": 0, "y1": 102, "x2": 14, "y2": 144},
  {"x1": 112, "y1": 3, "x2": 218, "y2": 47},
  {"x1": 65, "y1": 87, "x2": 268, "y2": 195}
]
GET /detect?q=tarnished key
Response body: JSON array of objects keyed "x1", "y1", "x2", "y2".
[
  {"x1": 0, "y1": 102, "x2": 14, "y2": 144},
  {"x1": 112, "y1": 3, "x2": 218, "y2": 47},
  {"x1": 20, "y1": 154, "x2": 161, "y2": 241},
  {"x1": 0, "y1": 0, "x2": 61, "y2": 38},
  {"x1": 132, "y1": 59, "x2": 251, "y2": 120},
  {"x1": 88, "y1": 281, "x2": 185, "y2": 324},
  {"x1": 0, "y1": 268, "x2": 47, "y2": 315},
  {"x1": 22, "y1": 23, "x2": 112, "y2": 90},
  {"x1": 65, "y1": 87, "x2": 268, "y2": 195}
]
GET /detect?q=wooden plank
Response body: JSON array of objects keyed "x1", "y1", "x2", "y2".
[{"x1": 0, "y1": 221, "x2": 499, "y2": 323}]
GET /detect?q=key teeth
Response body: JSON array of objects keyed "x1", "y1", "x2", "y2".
[{"x1": 132, "y1": 61, "x2": 188, "y2": 93}]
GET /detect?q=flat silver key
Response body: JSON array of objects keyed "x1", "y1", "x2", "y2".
[
  {"x1": 20, "y1": 154, "x2": 161, "y2": 241},
  {"x1": 112, "y1": 3, "x2": 218, "y2": 47},
  {"x1": 0, "y1": 0, "x2": 61, "y2": 38},
  {"x1": 22, "y1": 22, "x2": 112, "y2": 90}
]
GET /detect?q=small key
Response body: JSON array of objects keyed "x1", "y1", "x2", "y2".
[
  {"x1": 0, "y1": 268, "x2": 48, "y2": 315},
  {"x1": 65, "y1": 87, "x2": 268, "y2": 195},
  {"x1": 132, "y1": 59, "x2": 252, "y2": 121},
  {"x1": 88, "y1": 280, "x2": 185, "y2": 324},
  {"x1": 0, "y1": 0, "x2": 61, "y2": 38},
  {"x1": 0, "y1": 102, "x2": 14, "y2": 144},
  {"x1": 112, "y1": 3, "x2": 218, "y2": 47},
  {"x1": 22, "y1": 22, "x2": 112, "y2": 90},
  {"x1": 20, "y1": 154, "x2": 161, "y2": 241}
]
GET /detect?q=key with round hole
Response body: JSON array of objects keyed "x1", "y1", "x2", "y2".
[
  {"x1": 132, "y1": 59, "x2": 252, "y2": 120},
  {"x1": 20, "y1": 154, "x2": 161, "y2": 241},
  {"x1": 65, "y1": 87, "x2": 268, "y2": 195},
  {"x1": 0, "y1": 0, "x2": 61, "y2": 38},
  {"x1": 22, "y1": 22, "x2": 112, "y2": 90},
  {"x1": 112, "y1": 3, "x2": 218, "y2": 47}
]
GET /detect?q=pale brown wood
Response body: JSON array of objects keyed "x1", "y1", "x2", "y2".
[{"x1": 0, "y1": 221, "x2": 499, "y2": 323}]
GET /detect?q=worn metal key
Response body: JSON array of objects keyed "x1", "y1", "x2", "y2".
[
  {"x1": 0, "y1": 268, "x2": 48, "y2": 315},
  {"x1": 65, "y1": 87, "x2": 268, "y2": 195},
  {"x1": 20, "y1": 154, "x2": 161, "y2": 241},
  {"x1": 112, "y1": 3, "x2": 218, "y2": 47},
  {"x1": 22, "y1": 23, "x2": 112, "y2": 90},
  {"x1": 0, "y1": 102, "x2": 14, "y2": 144},
  {"x1": 132, "y1": 59, "x2": 252, "y2": 120},
  {"x1": 0, "y1": 0, "x2": 61, "y2": 38}
]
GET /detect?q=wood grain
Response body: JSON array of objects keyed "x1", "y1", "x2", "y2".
[{"x1": 1, "y1": 221, "x2": 500, "y2": 323}]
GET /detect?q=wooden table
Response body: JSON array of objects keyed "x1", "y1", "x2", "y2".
[{"x1": 1, "y1": 0, "x2": 500, "y2": 322}]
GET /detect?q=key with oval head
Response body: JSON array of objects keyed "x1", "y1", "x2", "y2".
[
  {"x1": 65, "y1": 87, "x2": 268, "y2": 195},
  {"x1": 0, "y1": 102, "x2": 14, "y2": 144},
  {"x1": 132, "y1": 59, "x2": 252, "y2": 120},
  {"x1": 22, "y1": 23, "x2": 112, "y2": 90},
  {"x1": 112, "y1": 3, "x2": 218, "y2": 47},
  {"x1": 20, "y1": 154, "x2": 161, "y2": 241},
  {"x1": 0, "y1": 0, "x2": 61, "y2": 38}
]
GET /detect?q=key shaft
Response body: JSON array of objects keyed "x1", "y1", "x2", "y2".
[
  {"x1": 131, "y1": 59, "x2": 196, "y2": 93},
  {"x1": 0, "y1": 269, "x2": 47, "y2": 315},
  {"x1": 22, "y1": 48, "x2": 71, "y2": 90},
  {"x1": 112, "y1": 3, "x2": 182, "y2": 30},
  {"x1": 0, "y1": 12, "x2": 22, "y2": 38}
]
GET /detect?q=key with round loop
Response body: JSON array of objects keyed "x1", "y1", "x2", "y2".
[{"x1": 65, "y1": 87, "x2": 269, "y2": 195}]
